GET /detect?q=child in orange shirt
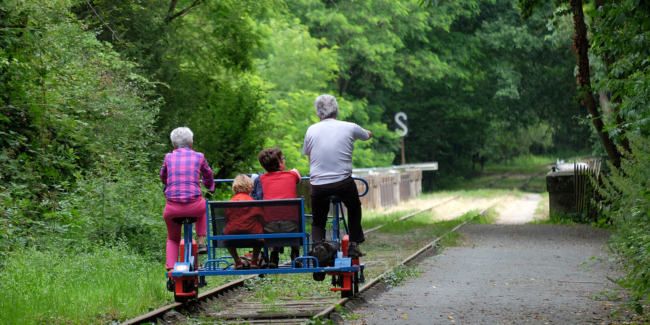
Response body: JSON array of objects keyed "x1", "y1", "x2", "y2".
[{"x1": 224, "y1": 175, "x2": 265, "y2": 270}]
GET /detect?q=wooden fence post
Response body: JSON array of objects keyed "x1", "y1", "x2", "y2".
[
  {"x1": 369, "y1": 172, "x2": 382, "y2": 209},
  {"x1": 390, "y1": 170, "x2": 400, "y2": 206},
  {"x1": 406, "y1": 168, "x2": 418, "y2": 200}
]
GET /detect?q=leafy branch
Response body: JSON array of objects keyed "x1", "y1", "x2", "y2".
[{"x1": 165, "y1": 0, "x2": 207, "y2": 23}]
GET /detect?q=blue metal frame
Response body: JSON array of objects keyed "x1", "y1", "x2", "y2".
[{"x1": 169, "y1": 177, "x2": 369, "y2": 279}]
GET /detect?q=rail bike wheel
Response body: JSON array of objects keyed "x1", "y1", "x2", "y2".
[
  {"x1": 174, "y1": 278, "x2": 198, "y2": 303},
  {"x1": 340, "y1": 274, "x2": 356, "y2": 298}
]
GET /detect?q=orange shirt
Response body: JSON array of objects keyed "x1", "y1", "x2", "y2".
[{"x1": 224, "y1": 193, "x2": 265, "y2": 235}]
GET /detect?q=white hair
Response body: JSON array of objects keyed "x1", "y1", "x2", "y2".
[
  {"x1": 314, "y1": 94, "x2": 339, "y2": 120},
  {"x1": 170, "y1": 127, "x2": 193, "y2": 148}
]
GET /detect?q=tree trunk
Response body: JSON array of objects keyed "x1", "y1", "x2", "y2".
[{"x1": 570, "y1": 0, "x2": 622, "y2": 167}]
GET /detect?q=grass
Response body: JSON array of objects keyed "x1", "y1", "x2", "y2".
[
  {"x1": 471, "y1": 207, "x2": 499, "y2": 224},
  {"x1": 0, "y1": 245, "x2": 239, "y2": 325},
  {"x1": 527, "y1": 212, "x2": 578, "y2": 225},
  {"x1": 361, "y1": 210, "x2": 417, "y2": 229},
  {"x1": 243, "y1": 274, "x2": 336, "y2": 303},
  {"x1": 484, "y1": 154, "x2": 554, "y2": 173},
  {"x1": 445, "y1": 173, "x2": 505, "y2": 191},
  {"x1": 443, "y1": 152, "x2": 554, "y2": 191},
  {"x1": 375, "y1": 211, "x2": 474, "y2": 235},
  {"x1": 0, "y1": 245, "x2": 167, "y2": 324},
  {"x1": 484, "y1": 164, "x2": 550, "y2": 173},
  {"x1": 368, "y1": 210, "x2": 480, "y2": 250},
  {"x1": 455, "y1": 189, "x2": 510, "y2": 198},
  {"x1": 383, "y1": 265, "x2": 421, "y2": 287},
  {"x1": 525, "y1": 176, "x2": 547, "y2": 193},
  {"x1": 491, "y1": 177, "x2": 531, "y2": 190}
]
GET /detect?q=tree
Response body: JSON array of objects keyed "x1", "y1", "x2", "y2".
[
  {"x1": 254, "y1": 17, "x2": 398, "y2": 172},
  {"x1": 0, "y1": 0, "x2": 161, "y2": 253},
  {"x1": 518, "y1": 0, "x2": 623, "y2": 167},
  {"x1": 76, "y1": 0, "x2": 272, "y2": 176}
]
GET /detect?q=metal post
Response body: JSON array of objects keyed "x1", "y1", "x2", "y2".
[
  {"x1": 333, "y1": 201, "x2": 339, "y2": 243},
  {"x1": 205, "y1": 198, "x2": 211, "y2": 261},
  {"x1": 401, "y1": 137, "x2": 405, "y2": 165},
  {"x1": 301, "y1": 198, "x2": 306, "y2": 259}
]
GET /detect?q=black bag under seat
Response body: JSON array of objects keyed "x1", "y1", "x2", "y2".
[{"x1": 308, "y1": 241, "x2": 339, "y2": 268}]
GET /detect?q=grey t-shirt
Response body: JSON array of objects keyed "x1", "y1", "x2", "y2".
[{"x1": 302, "y1": 119, "x2": 370, "y2": 185}]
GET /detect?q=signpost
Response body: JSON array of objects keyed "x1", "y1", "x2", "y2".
[{"x1": 394, "y1": 112, "x2": 408, "y2": 165}]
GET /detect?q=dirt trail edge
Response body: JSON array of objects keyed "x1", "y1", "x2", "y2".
[{"x1": 345, "y1": 224, "x2": 618, "y2": 325}]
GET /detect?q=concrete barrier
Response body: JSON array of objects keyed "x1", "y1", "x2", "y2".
[{"x1": 546, "y1": 170, "x2": 575, "y2": 214}]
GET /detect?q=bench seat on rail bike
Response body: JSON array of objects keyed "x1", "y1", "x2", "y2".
[{"x1": 190, "y1": 197, "x2": 360, "y2": 276}]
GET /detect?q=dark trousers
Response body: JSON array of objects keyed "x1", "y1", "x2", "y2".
[{"x1": 310, "y1": 176, "x2": 365, "y2": 244}]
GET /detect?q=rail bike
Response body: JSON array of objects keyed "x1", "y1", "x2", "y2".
[{"x1": 166, "y1": 177, "x2": 369, "y2": 303}]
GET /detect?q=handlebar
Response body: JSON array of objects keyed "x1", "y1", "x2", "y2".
[{"x1": 210, "y1": 176, "x2": 369, "y2": 197}]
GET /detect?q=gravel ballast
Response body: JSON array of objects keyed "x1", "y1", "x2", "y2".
[{"x1": 345, "y1": 224, "x2": 619, "y2": 325}]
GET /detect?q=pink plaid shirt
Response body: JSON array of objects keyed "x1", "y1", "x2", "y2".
[{"x1": 160, "y1": 147, "x2": 215, "y2": 203}]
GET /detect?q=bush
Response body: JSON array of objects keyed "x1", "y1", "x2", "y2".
[
  {"x1": 65, "y1": 169, "x2": 167, "y2": 260},
  {"x1": 599, "y1": 134, "x2": 650, "y2": 309},
  {"x1": 0, "y1": 0, "x2": 161, "y2": 259}
]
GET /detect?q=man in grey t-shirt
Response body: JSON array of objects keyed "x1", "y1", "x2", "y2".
[{"x1": 302, "y1": 94, "x2": 372, "y2": 258}]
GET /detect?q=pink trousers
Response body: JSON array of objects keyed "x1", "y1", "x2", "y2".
[{"x1": 163, "y1": 198, "x2": 207, "y2": 270}]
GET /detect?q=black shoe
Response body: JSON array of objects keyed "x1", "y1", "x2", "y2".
[
  {"x1": 269, "y1": 251, "x2": 279, "y2": 269},
  {"x1": 291, "y1": 249, "x2": 302, "y2": 268},
  {"x1": 347, "y1": 242, "x2": 365, "y2": 258},
  {"x1": 197, "y1": 244, "x2": 208, "y2": 255},
  {"x1": 313, "y1": 272, "x2": 326, "y2": 281},
  {"x1": 166, "y1": 279, "x2": 175, "y2": 292}
]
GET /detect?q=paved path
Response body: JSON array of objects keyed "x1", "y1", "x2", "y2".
[
  {"x1": 493, "y1": 193, "x2": 543, "y2": 225},
  {"x1": 345, "y1": 225, "x2": 617, "y2": 325}
]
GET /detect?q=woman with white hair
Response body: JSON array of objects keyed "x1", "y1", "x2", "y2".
[
  {"x1": 160, "y1": 127, "x2": 215, "y2": 271},
  {"x1": 302, "y1": 95, "x2": 372, "y2": 258}
]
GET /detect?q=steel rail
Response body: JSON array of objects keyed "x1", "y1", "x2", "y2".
[{"x1": 363, "y1": 195, "x2": 460, "y2": 234}]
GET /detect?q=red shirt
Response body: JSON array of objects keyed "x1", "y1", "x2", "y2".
[
  {"x1": 260, "y1": 170, "x2": 300, "y2": 222},
  {"x1": 224, "y1": 193, "x2": 265, "y2": 235}
]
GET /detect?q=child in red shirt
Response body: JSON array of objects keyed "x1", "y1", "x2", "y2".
[
  {"x1": 225, "y1": 174, "x2": 265, "y2": 270},
  {"x1": 257, "y1": 147, "x2": 302, "y2": 268}
]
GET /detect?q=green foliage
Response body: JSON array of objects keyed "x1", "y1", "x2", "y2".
[
  {"x1": 590, "y1": 0, "x2": 650, "y2": 135},
  {"x1": 306, "y1": 318, "x2": 336, "y2": 325},
  {"x1": 0, "y1": 0, "x2": 161, "y2": 256},
  {"x1": 361, "y1": 210, "x2": 417, "y2": 230},
  {"x1": 72, "y1": 171, "x2": 167, "y2": 259},
  {"x1": 599, "y1": 134, "x2": 650, "y2": 305},
  {"x1": 252, "y1": 16, "x2": 399, "y2": 172},
  {"x1": 0, "y1": 245, "x2": 170, "y2": 324},
  {"x1": 243, "y1": 273, "x2": 335, "y2": 303},
  {"x1": 383, "y1": 265, "x2": 421, "y2": 287},
  {"x1": 528, "y1": 212, "x2": 582, "y2": 225},
  {"x1": 383, "y1": 0, "x2": 590, "y2": 190},
  {"x1": 77, "y1": 0, "x2": 273, "y2": 178}
]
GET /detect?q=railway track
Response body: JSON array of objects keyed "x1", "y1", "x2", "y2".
[
  {"x1": 196, "y1": 193, "x2": 511, "y2": 324},
  {"x1": 121, "y1": 191, "x2": 514, "y2": 325},
  {"x1": 122, "y1": 171, "x2": 541, "y2": 325}
]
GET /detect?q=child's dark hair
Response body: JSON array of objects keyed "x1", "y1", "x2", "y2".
[{"x1": 258, "y1": 147, "x2": 283, "y2": 172}]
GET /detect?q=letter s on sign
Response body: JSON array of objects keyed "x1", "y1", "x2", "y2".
[{"x1": 395, "y1": 112, "x2": 408, "y2": 137}]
